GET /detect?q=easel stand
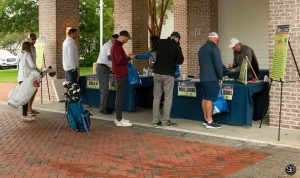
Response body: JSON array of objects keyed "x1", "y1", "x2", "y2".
[
  {"x1": 238, "y1": 56, "x2": 259, "y2": 85},
  {"x1": 40, "y1": 53, "x2": 51, "y2": 104},
  {"x1": 54, "y1": 101, "x2": 68, "y2": 137},
  {"x1": 259, "y1": 79, "x2": 273, "y2": 128},
  {"x1": 270, "y1": 41, "x2": 300, "y2": 141}
]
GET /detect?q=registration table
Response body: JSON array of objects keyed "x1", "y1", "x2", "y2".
[
  {"x1": 78, "y1": 75, "x2": 153, "y2": 112},
  {"x1": 170, "y1": 80, "x2": 269, "y2": 126}
]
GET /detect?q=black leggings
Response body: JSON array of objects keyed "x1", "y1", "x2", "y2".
[{"x1": 19, "y1": 81, "x2": 28, "y2": 116}]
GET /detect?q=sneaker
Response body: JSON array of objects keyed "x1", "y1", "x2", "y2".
[
  {"x1": 202, "y1": 120, "x2": 208, "y2": 126},
  {"x1": 115, "y1": 119, "x2": 132, "y2": 127},
  {"x1": 28, "y1": 110, "x2": 39, "y2": 114},
  {"x1": 153, "y1": 121, "x2": 163, "y2": 127},
  {"x1": 22, "y1": 115, "x2": 36, "y2": 122},
  {"x1": 100, "y1": 108, "x2": 112, "y2": 115},
  {"x1": 107, "y1": 108, "x2": 114, "y2": 114},
  {"x1": 205, "y1": 122, "x2": 222, "y2": 129},
  {"x1": 164, "y1": 120, "x2": 177, "y2": 127},
  {"x1": 114, "y1": 118, "x2": 131, "y2": 124},
  {"x1": 28, "y1": 113, "x2": 36, "y2": 117}
]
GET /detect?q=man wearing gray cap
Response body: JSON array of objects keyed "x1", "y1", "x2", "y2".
[
  {"x1": 228, "y1": 38, "x2": 259, "y2": 80},
  {"x1": 152, "y1": 32, "x2": 184, "y2": 127},
  {"x1": 198, "y1": 32, "x2": 223, "y2": 129}
]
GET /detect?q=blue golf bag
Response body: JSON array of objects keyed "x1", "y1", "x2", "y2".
[{"x1": 66, "y1": 99, "x2": 91, "y2": 132}]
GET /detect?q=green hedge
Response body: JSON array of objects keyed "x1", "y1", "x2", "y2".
[{"x1": 79, "y1": 53, "x2": 98, "y2": 67}]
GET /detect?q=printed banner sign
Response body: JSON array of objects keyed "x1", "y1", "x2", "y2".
[
  {"x1": 177, "y1": 81, "x2": 196, "y2": 97},
  {"x1": 86, "y1": 77, "x2": 99, "y2": 89},
  {"x1": 221, "y1": 84, "x2": 233, "y2": 100},
  {"x1": 109, "y1": 77, "x2": 116, "y2": 91},
  {"x1": 35, "y1": 38, "x2": 45, "y2": 69},
  {"x1": 270, "y1": 25, "x2": 290, "y2": 81},
  {"x1": 238, "y1": 59, "x2": 248, "y2": 84},
  {"x1": 86, "y1": 77, "x2": 116, "y2": 91}
]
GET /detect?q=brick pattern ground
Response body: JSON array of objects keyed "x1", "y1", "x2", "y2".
[{"x1": 0, "y1": 106, "x2": 267, "y2": 178}]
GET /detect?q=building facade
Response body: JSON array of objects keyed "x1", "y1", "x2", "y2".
[{"x1": 39, "y1": 0, "x2": 300, "y2": 130}]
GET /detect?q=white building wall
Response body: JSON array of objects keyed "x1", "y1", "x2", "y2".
[
  {"x1": 218, "y1": 0, "x2": 269, "y2": 69},
  {"x1": 160, "y1": 10, "x2": 174, "y2": 39}
]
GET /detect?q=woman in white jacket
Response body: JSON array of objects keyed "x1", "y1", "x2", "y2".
[{"x1": 17, "y1": 41, "x2": 37, "y2": 121}]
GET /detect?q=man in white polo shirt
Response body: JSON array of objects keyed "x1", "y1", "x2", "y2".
[
  {"x1": 62, "y1": 28, "x2": 79, "y2": 83},
  {"x1": 96, "y1": 34, "x2": 119, "y2": 114}
]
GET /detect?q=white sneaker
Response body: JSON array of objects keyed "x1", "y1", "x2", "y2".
[
  {"x1": 22, "y1": 115, "x2": 36, "y2": 122},
  {"x1": 114, "y1": 118, "x2": 131, "y2": 124},
  {"x1": 115, "y1": 119, "x2": 132, "y2": 127}
]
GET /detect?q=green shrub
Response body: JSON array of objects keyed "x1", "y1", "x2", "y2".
[{"x1": 79, "y1": 52, "x2": 98, "y2": 67}]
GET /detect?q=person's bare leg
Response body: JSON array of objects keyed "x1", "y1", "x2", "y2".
[
  {"x1": 28, "y1": 91, "x2": 37, "y2": 113},
  {"x1": 202, "y1": 100, "x2": 207, "y2": 120},
  {"x1": 205, "y1": 100, "x2": 213, "y2": 123}
]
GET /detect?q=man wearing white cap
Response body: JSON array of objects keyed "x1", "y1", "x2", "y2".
[
  {"x1": 228, "y1": 38, "x2": 259, "y2": 80},
  {"x1": 198, "y1": 32, "x2": 223, "y2": 129}
]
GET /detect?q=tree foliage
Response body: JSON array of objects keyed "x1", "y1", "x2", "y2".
[
  {"x1": 0, "y1": 0, "x2": 114, "y2": 67},
  {"x1": 79, "y1": 0, "x2": 114, "y2": 67},
  {"x1": 148, "y1": 0, "x2": 173, "y2": 37},
  {"x1": 0, "y1": 0, "x2": 38, "y2": 51}
]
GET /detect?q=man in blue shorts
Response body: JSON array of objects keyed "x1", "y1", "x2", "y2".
[{"x1": 198, "y1": 32, "x2": 223, "y2": 129}]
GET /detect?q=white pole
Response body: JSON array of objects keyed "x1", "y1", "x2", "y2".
[{"x1": 100, "y1": 0, "x2": 103, "y2": 48}]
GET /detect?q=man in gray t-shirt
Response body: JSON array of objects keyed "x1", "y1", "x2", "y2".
[
  {"x1": 228, "y1": 38, "x2": 260, "y2": 80},
  {"x1": 96, "y1": 34, "x2": 119, "y2": 115}
]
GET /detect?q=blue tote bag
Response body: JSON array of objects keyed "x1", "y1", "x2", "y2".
[
  {"x1": 128, "y1": 62, "x2": 142, "y2": 86},
  {"x1": 213, "y1": 90, "x2": 229, "y2": 115}
]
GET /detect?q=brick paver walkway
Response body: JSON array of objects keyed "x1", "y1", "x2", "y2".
[
  {"x1": 0, "y1": 105, "x2": 267, "y2": 178},
  {"x1": 0, "y1": 83, "x2": 16, "y2": 102}
]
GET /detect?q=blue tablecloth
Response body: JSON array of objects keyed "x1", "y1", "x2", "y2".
[
  {"x1": 170, "y1": 81, "x2": 269, "y2": 126},
  {"x1": 78, "y1": 75, "x2": 153, "y2": 112}
]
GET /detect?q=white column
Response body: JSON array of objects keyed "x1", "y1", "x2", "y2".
[{"x1": 100, "y1": 0, "x2": 103, "y2": 48}]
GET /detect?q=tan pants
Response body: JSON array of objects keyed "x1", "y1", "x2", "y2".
[{"x1": 152, "y1": 73, "x2": 174, "y2": 123}]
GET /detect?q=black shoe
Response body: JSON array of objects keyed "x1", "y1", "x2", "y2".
[
  {"x1": 205, "y1": 122, "x2": 222, "y2": 129},
  {"x1": 164, "y1": 120, "x2": 177, "y2": 127},
  {"x1": 100, "y1": 109, "x2": 109, "y2": 115},
  {"x1": 153, "y1": 121, "x2": 163, "y2": 127},
  {"x1": 100, "y1": 108, "x2": 113, "y2": 115},
  {"x1": 106, "y1": 108, "x2": 114, "y2": 114}
]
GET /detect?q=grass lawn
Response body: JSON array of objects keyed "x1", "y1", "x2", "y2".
[
  {"x1": 0, "y1": 69, "x2": 18, "y2": 83},
  {"x1": 0, "y1": 67, "x2": 93, "y2": 83}
]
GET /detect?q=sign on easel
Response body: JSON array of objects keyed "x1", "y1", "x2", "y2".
[
  {"x1": 270, "y1": 25, "x2": 290, "y2": 81},
  {"x1": 238, "y1": 56, "x2": 260, "y2": 85},
  {"x1": 35, "y1": 37, "x2": 45, "y2": 69},
  {"x1": 238, "y1": 59, "x2": 248, "y2": 84},
  {"x1": 268, "y1": 25, "x2": 295, "y2": 141}
]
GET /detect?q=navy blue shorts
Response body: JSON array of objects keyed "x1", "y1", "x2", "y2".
[
  {"x1": 201, "y1": 81, "x2": 220, "y2": 101},
  {"x1": 65, "y1": 69, "x2": 78, "y2": 83}
]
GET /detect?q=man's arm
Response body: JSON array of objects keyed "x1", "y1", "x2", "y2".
[
  {"x1": 176, "y1": 45, "x2": 184, "y2": 65},
  {"x1": 135, "y1": 52, "x2": 151, "y2": 60},
  {"x1": 68, "y1": 42, "x2": 78, "y2": 69},
  {"x1": 212, "y1": 47, "x2": 223, "y2": 80},
  {"x1": 107, "y1": 43, "x2": 112, "y2": 60},
  {"x1": 232, "y1": 53, "x2": 239, "y2": 68},
  {"x1": 244, "y1": 47, "x2": 254, "y2": 70},
  {"x1": 27, "y1": 53, "x2": 36, "y2": 70}
]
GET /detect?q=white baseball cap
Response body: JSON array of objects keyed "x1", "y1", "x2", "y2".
[
  {"x1": 229, "y1": 38, "x2": 240, "y2": 48},
  {"x1": 208, "y1": 32, "x2": 218, "y2": 39}
]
